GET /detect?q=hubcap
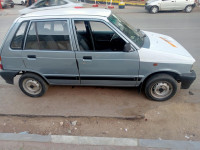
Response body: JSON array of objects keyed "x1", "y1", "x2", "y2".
[
  {"x1": 152, "y1": 7, "x2": 158, "y2": 13},
  {"x1": 186, "y1": 6, "x2": 192, "y2": 12},
  {"x1": 22, "y1": 78, "x2": 42, "y2": 95},
  {"x1": 150, "y1": 81, "x2": 173, "y2": 99}
]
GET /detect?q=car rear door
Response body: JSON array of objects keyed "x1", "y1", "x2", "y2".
[
  {"x1": 173, "y1": 0, "x2": 188, "y2": 10},
  {"x1": 22, "y1": 19, "x2": 79, "y2": 85}
]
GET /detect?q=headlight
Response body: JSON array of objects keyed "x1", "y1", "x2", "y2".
[{"x1": 191, "y1": 64, "x2": 194, "y2": 72}]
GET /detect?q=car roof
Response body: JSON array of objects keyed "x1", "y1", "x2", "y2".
[{"x1": 21, "y1": 8, "x2": 112, "y2": 18}]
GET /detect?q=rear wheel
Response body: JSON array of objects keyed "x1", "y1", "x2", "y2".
[
  {"x1": 21, "y1": 1, "x2": 25, "y2": 5},
  {"x1": 145, "y1": 74, "x2": 177, "y2": 101},
  {"x1": 19, "y1": 73, "x2": 48, "y2": 97},
  {"x1": 10, "y1": 4, "x2": 14, "y2": 8},
  {"x1": 185, "y1": 5, "x2": 193, "y2": 13},
  {"x1": 150, "y1": 6, "x2": 159, "y2": 14}
]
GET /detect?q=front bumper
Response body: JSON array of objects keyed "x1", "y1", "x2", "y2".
[
  {"x1": 0, "y1": 70, "x2": 19, "y2": 84},
  {"x1": 180, "y1": 70, "x2": 196, "y2": 89},
  {"x1": 145, "y1": 5, "x2": 151, "y2": 11}
]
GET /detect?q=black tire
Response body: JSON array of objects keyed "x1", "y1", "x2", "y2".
[
  {"x1": 150, "y1": 6, "x2": 159, "y2": 14},
  {"x1": 11, "y1": 4, "x2": 14, "y2": 8},
  {"x1": 145, "y1": 74, "x2": 177, "y2": 101},
  {"x1": 19, "y1": 73, "x2": 48, "y2": 97},
  {"x1": 185, "y1": 5, "x2": 193, "y2": 13},
  {"x1": 21, "y1": 1, "x2": 25, "y2": 5}
]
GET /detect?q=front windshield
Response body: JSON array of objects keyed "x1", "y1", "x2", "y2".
[{"x1": 108, "y1": 14, "x2": 144, "y2": 48}]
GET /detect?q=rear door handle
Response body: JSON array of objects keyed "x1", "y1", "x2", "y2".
[
  {"x1": 27, "y1": 55, "x2": 36, "y2": 59},
  {"x1": 83, "y1": 56, "x2": 92, "y2": 60}
]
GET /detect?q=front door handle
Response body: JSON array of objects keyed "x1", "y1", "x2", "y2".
[
  {"x1": 83, "y1": 56, "x2": 92, "y2": 60},
  {"x1": 27, "y1": 55, "x2": 36, "y2": 59}
]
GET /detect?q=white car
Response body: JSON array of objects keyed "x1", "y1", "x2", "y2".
[
  {"x1": 13, "y1": 0, "x2": 26, "y2": 5},
  {"x1": 145, "y1": 0, "x2": 196, "y2": 13},
  {"x1": 19, "y1": 0, "x2": 84, "y2": 15}
]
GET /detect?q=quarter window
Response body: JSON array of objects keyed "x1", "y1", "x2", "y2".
[
  {"x1": 11, "y1": 21, "x2": 28, "y2": 49},
  {"x1": 25, "y1": 20, "x2": 71, "y2": 50}
]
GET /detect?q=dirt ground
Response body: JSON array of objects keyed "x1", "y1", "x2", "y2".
[{"x1": 0, "y1": 98, "x2": 199, "y2": 141}]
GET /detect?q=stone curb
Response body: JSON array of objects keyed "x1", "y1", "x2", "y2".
[{"x1": 0, "y1": 133, "x2": 200, "y2": 150}]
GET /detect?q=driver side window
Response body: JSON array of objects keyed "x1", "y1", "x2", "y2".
[{"x1": 74, "y1": 20, "x2": 126, "y2": 52}]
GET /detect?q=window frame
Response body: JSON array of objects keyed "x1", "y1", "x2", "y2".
[
  {"x1": 71, "y1": 18, "x2": 137, "y2": 52},
  {"x1": 23, "y1": 19, "x2": 73, "y2": 51},
  {"x1": 10, "y1": 21, "x2": 29, "y2": 50}
]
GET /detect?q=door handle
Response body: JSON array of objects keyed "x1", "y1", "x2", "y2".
[
  {"x1": 83, "y1": 56, "x2": 92, "y2": 60},
  {"x1": 27, "y1": 55, "x2": 36, "y2": 59}
]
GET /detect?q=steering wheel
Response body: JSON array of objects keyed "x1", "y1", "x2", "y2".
[{"x1": 110, "y1": 33, "x2": 119, "y2": 42}]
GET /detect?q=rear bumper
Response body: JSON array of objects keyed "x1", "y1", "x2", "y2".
[
  {"x1": 0, "y1": 70, "x2": 19, "y2": 84},
  {"x1": 192, "y1": 3, "x2": 196, "y2": 8},
  {"x1": 180, "y1": 70, "x2": 196, "y2": 89}
]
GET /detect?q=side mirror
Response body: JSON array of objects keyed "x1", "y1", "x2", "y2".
[{"x1": 123, "y1": 43, "x2": 132, "y2": 52}]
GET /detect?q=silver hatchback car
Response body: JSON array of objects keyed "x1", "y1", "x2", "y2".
[
  {"x1": 0, "y1": 8, "x2": 196, "y2": 101},
  {"x1": 145, "y1": 0, "x2": 196, "y2": 13}
]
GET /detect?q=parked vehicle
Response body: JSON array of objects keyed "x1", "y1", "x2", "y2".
[
  {"x1": 19, "y1": 0, "x2": 84, "y2": 15},
  {"x1": 0, "y1": 8, "x2": 196, "y2": 101},
  {"x1": 12, "y1": 0, "x2": 26, "y2": 5},
  {"x1": 145, "y1": 0, "x2": 196, "y2": 13},
  {"x1": 0, "y1": 0, "x2": 14, "y2": 8}
]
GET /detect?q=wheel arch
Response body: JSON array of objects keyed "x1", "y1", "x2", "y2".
[
  {"x1": 141, "y1": 71, "x2": 181, "y2": 88},
  {"x1": 21, "y1": 71, "x2": 50, "y2": 85}
]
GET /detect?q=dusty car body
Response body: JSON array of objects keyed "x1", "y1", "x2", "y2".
[{"x1": 0, "y1": 8, "x2": 196, "y2": 101}]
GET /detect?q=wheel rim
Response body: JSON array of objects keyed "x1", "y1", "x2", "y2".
[
  {"x1": 186, "y1": 6, "x2": 192, "y2": 12},
  {"x1": 152, "y1": 7, "x2": 158, "y2": 13},
  {"x1": 150, "y1": 81, "x2": 173, "y2": 99},
  {"x1": 22, "y1": 78, "x2": 42, "y2": 95}
]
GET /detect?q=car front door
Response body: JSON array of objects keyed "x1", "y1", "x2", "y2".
[
  {"x1": 160, "y1": 0, "x2": 175, "y2": 10},
  {"x1": 73, "y1": 19, "x2": 140, "y2": 86},
  {"x1": 22, "y1": 20, "x2": 79, "y2": 85}
]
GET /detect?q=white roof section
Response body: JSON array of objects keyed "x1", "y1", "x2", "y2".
[{"x1": 22, "y1": 8, "x2": 112, "y2": 18}]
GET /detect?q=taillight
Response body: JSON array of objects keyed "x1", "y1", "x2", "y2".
[
  {"x1": 74, "y1": 6, "x2": 83, "y2": 8},
  {"x1": 0, "y1": 0, "x2": 4, "y2": 2},
  {"x1": 0, "y1": 56, "x2": 3, "y2": 70}
]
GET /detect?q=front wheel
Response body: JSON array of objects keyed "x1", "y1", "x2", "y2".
[
  {"x1": 150, "y1": 6, "x2": 159, "y2": 14},
  {"x1": 185, "y1": 5, "x2": 193, "y2": 13},
  {"x1": 19, "y1": 73, "x2": 48, "y2": 97},
  {"x1": 145, "y1": 74, "x2": 177, "y2": 101}
]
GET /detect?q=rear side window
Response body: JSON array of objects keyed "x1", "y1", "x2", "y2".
[
  {"x1": 25, "y1": 20, "x2": 71, "y2": 50},
  {"x1": 34, "y1": 0, "x2": 67, "y2": 8},
  {"x1": 11, "y1": 21, "x2": 28, "y2": 49}
]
